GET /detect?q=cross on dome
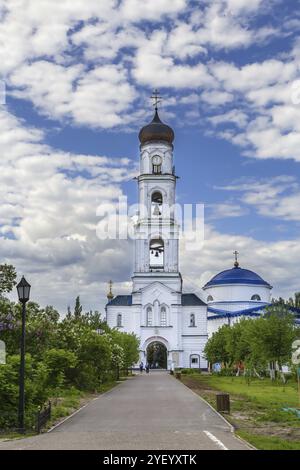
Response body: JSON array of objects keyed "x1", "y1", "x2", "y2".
[
  {"x1": 233, "y1": 250, "x2": 239, "y2": 268},
  {"x1": 150, "y1": 89, "x2": 162, "y2": 111}
]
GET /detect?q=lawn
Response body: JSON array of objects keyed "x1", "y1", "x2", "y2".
[{"x1": 181, "y1": 373, "x2": 300, "y2": 450}]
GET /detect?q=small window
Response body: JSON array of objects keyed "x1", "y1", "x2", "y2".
[
  {"x1": 152, "y1": 156, "x2": 162, "y2": 174},
  {"x1": 146, "y1": 307, "x2": 153, "y2": 326},
  {"x1": 191, "y1": 357, "x2": 198, "y2": 364},
  {"x1": 190, "y1": 313, "x2": 195, "y2": 327},
  {"x1": 251, "y1": 294, "x2": 261, "y2": 301},
  {"x1": 160, "y1": 307, "x2": 167, "y2": 326},
  {"x1": 207, "y1": 295, "x2": 213, "y2": 302},
  {"x1": 117, "y1": 314, "x2": 122, "y2": 327}
]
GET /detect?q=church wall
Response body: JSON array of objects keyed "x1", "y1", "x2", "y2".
[
  {"x1": 106, "y1": 305, "x2": 140, "y2": 336},
  {"x1": 181, "y1": 336, "x2": 208, "y2": 369},
  {"x1": 140, "y1": 142, "x2": 173, "y2": 175},
  {"x1": 204, "y1": 284, "x2": 271, "y2": 305},
  {"x1": 207, "y1": 316, "x2": 228, "y2": 338},
  {"x1": 181, "y1": 306, "x2": 207, "y2": 336},
  {"x1": 207, "y1": 313, "x2": 263, "y2": 338},
  {"x1": 132, "y1": 274, "x2": 182, "y2": 293}
]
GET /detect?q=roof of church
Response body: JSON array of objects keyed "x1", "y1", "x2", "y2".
[
  {"x1": 106, "y1": 293, "x2": 206, "y2": 306},
  {"x1": 207, "y1": 304, "x2": 267, "y2": 318},
  {"x1": 204, "y1": 265, "x2": 271, "y2": 289},
  {"x1": 138, "y1": 109, "x2": 174, "y2": 146},
  {"x1": 207, "y1": 304, "x2": 300, "y2": 323},
  {"x1": 106, "y1": 295, "x2": 132, "y2": 306},
  {"x1": 182, "y1": 293, "x2": 206, "y2": 306}
]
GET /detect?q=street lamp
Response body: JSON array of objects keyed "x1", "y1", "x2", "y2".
[{"x1": 16, "y1": 276, "x2": 31, "y2": 433}]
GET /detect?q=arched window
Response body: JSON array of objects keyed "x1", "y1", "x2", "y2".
[
  {"x1": 117, "y1": 314, "x2": 122, "y2": 327},
  {"x1": 146, "y1": 307, "x2": 153, "y2": 326},
  {"x1": 190, "y1": 313, "x2": 195, "y2": 327},
  {"x1": 207, "y1": 295, "x2": 214, "y2": 302},
  {"x1": 152, "y1": 155, "x2": 162, "y2": 174},
  {"x1": 251, "y1": 294, "x2": 261, "y2": 301},
  {"x1": 150, "y1": 238, "x2": 164, "y2": 268},
  {"x1": 160, "y1": 306, "x2": 167, "y2": 326},
  {"x1": 151, "y1": 191, "x2": 163, "y2": 217}
]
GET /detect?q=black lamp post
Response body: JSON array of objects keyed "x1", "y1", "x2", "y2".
[{"x1": 16, "y1": 276, "x2": 31, "y2": 433}]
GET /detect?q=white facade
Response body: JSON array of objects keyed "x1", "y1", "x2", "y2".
[
  {"x1": 106, "y1": 109, "x2": 208, "y2": 370},
  {"x1": 105, "y1": 108, "x2": 274, "y2": 367}
]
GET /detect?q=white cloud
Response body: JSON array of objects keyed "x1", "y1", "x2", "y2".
[
  {"x1": 0, "y1": 107, "x2": 135, "y2": 312},
  {"x1": 217, "y1": 176, "x2": 300, "y2": 222},
  {"x1": 0, "y1": 0, "x2": 299, "y2": 313},
  {"x1": 180, "y1": 225, "x2": 300, "y2": 300},
  {"x1": 200, "y1": 90, "x2": 234, "y2": 106},
  {"x1": 10, "y1": 61, "x2": 137, "y2": 128},
  {"x1": 206, "y1": 202, "x2": 248, "y2": 219}
]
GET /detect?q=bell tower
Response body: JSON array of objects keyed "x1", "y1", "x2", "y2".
[{"x1": 132, "y1": 93, "x2": 182, "y2": 293}]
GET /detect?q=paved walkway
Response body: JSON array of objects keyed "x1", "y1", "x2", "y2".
[{"x1": 0, "y1": 371, "x2": 251, "y2": 450}]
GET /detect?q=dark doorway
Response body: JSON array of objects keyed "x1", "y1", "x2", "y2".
[{"x1": 146, "y1": 342, "x2": 167, "y2": 369}]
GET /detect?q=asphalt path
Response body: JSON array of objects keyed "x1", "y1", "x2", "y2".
[{"x1": 0, "y1": 371, "x2": 251, "y2": 450}]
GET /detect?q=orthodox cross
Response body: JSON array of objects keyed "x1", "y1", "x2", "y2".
[
  {"x1": 233, "y1": 250, "x2": 239, "y2": 267},
  {"x1": 151, "y1": 89, "x2": 162, "y2": 111},
  {"x1": 107, "y1": 280, "x2": 114, "y2": 300}
]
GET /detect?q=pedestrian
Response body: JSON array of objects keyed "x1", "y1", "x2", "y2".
[
  {"x1": 145, "y1": 363, "x2": 150, "y2": 374},
  {"x1": 139, "y1": 361, "x2": 144, "y2": 374}
]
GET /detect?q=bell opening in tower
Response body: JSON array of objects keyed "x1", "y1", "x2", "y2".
[
  {"x1": 149, "y1": 238, "x2": 164, "y2": 269},
  {"x1": 151, "y1": 191, "x2": 163, "y2": 217}
]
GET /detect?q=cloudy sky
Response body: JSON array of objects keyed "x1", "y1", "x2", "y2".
[{"x1": 1, "y1": 0, "x2": 300, "y2": 313}]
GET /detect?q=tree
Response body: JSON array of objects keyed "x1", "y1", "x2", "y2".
[
  {"x1": 74, "y1": 296, "x2": 82, "y2": 319},
  {"x1": 0, "y1": 264, "x2": 17, "y2": 297},
  {"x1": 110, "y1": 330, "x2": 139, "y2": 370},
  {"x1": 287, "y1": 292, "x2": 300, "y2": 308},
  {"x1": 204, "y1": 325, "x2": 231, "y2": 367},
  {"x1": 260, "y1": 306, "x2": 298, "y2": 379},
  {"x1": 44, "y1": 348, "x2": 77, "y2": 389}
]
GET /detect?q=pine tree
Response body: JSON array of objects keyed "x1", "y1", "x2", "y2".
[{"x1": 74, "y1": 296, "x2": 82, "y2": 319}]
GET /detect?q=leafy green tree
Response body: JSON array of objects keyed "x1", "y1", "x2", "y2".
[
  {"x1": 43, "y1": 348, "x2": 77, "y2": 389},
  {"x1": 74, "y1": 296, "x2": 82, "y2": 319},
  {"x1": 204, "y1": 325, "x2": 231, "y2": 367},
  {"x1": 77, "y1": 331, "x2": 112, "y2": 390},
  {"x1": 287, "y1": 292, "x2": 300, "y2": 308},
  {"x1": 261, "y1": 306, "x2": 298, "y2": 375},
  {"x1": 0, "y1": 354, "x2": 49, "y2": 429},
  {"x1": 110, "y1": 330, "x2": 139, "y2": 370},
  {"x1": 0, "y1": 264, "x2": 17, "y2": 297}
]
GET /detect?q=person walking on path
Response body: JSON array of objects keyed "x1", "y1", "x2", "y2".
[
  {"x1": 145, "y1": 363, "x2": 150, "y2": 374},
  {"x1": 139, "y1": 361, "x2": 144, "y2": 374}
]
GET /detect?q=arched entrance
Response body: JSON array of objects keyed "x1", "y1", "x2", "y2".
[{"x1": 146, "y1": 341, "x2": 168, "y2": 369}]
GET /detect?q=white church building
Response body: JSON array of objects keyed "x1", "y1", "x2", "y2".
[{"x1": 105, "y1": 105, "x2": 275, "y2": 370}]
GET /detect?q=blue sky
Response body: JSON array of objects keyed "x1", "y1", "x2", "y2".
[{"x1": 1, "y1": 0, "x2": 300, "y2": 312}]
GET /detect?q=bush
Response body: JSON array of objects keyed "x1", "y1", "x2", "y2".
[
  {"x1": 181, "y1": 368, "x2": 201, "y2": 375},
  {"x1": 0, "y1": 354, "x2": 49, "y2": 430}
]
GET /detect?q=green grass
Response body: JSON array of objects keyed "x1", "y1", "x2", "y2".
[
  {"x1": 237, "y1": 431, "x2": 300, "y2": 450},
  {"x1": 181, "y1": 373, "x2": 300, "y2": 450},
  {"x1": 50, "y1": 381, "x2": 118, "y2": 429},
  {"x1": 202, "y1": 375, "x2": 299, "y2": 408}
]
